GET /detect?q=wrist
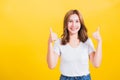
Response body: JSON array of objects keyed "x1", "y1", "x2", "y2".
[
  {"x1": 48, "y1": 39, "x2": 52, "y2": 43},
  {"x1": 98, "y1": 39, "x2": 102, "y2": 44}
]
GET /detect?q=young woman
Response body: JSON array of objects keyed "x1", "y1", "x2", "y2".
[{"x1": 47, "y1": 10, "x2": 102, "y2": 80}]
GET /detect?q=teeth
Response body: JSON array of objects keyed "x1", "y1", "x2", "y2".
[
  {"x1": 72, "y1": 29, "x2": 76, "y2": 31},
  {"x1": 71, "y1": 28, "x2": 77, "y2": 30}
]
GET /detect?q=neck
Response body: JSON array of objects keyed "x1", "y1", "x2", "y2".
[
  {"x1": 68, "y1": 33, "x2": 80, "y2": 47},
  {"x1": 69, "y1": 33, "x2": 79, "y2": 41}
]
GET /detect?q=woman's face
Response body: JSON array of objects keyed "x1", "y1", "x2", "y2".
[{"x1": 67, "y1": 14, "x2": 81, "y2": 35}]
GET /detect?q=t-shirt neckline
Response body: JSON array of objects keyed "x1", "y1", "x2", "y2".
[{"x1": 67, "y1": 42, "x2": 82, "y2": 49}]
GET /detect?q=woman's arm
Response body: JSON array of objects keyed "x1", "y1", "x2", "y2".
[
  {"x1": 47, "y1": 28, "x2": 59, "y2": 69},
  {"x1": 89, "y1": 41, "x2": 102, "y2": 68},
  {"x1": 89, "y1": 27, "x2": 102, "y2": 68}
]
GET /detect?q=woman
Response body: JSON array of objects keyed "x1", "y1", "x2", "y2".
[{"x1": 47, "y1": 9, "x2": 102, "y2": 80}]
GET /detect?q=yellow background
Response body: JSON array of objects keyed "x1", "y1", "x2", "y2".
[{"x1": 0, "y1": 0, "x2": 120, "y2": 80}]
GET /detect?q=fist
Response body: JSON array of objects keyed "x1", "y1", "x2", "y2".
[
  {"x1": 93, "y1": 27, "x2": 102, "y2": 42},
  {"x1": 49, "y1": 28, "x2": 58, "y2": 42}
]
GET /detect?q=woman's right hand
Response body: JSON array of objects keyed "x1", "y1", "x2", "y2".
[{"x1": 49, "y1": 28, "x2": 58, "y2": 43}]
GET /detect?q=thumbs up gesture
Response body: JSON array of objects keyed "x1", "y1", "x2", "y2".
[
  {"x1": 49, "y1": 28, "x2": 58, "y2": 43},
  {"x1": 93, "y1": 27, "x2": 102, "y2": 42}
]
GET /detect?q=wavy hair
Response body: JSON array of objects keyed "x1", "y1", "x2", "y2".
[{"x1": 61, "y1": 9, "x2": 88, "y2": 45}]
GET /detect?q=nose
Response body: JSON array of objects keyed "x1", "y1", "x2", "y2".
[{"x1": 72, "y1": 21, "x2": 76, "y2": 27}]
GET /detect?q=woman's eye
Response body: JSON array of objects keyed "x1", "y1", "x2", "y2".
[
  {"x1": 69, "y1": 20, "x2": 72, "y2": 23},
  {"x1": 76, "y1": 20, "x2": 79, "y2": 23}
]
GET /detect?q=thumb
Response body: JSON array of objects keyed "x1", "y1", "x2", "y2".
[
  {"x1": 50, "y1": 27, "x2": 53, "y2": 34},
  {"x1": 96, "y1": 26, "x2": 100, "y2": 32}
]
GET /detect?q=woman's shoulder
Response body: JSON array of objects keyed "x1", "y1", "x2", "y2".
[
  {"x1": 84, "y1": 37, "x2": 93, "y2": 44},
  {"x1": 54, "y1": 38, "x2": 62, "y2": 45}
]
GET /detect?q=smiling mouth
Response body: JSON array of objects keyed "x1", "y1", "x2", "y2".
[{"x1": 70, "y1": 27, "x2": 79, "y2": 31}]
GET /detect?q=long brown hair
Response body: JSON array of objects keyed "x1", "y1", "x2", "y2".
[{"x1": 61, "y1": 9, "x2": 88, "y2": 45}]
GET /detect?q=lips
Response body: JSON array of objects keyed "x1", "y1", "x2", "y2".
[{"x1": 70, "y1": 27, "x2": 78, "y2": 31}]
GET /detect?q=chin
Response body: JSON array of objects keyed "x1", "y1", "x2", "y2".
[{"x1": 70, "y1": 31, "x2": 79, "y2": 34}]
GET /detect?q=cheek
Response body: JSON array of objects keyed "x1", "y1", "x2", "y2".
[
  {"x1": 67, "y1": 25, "x2": 71, "y2": 31},
  {"x1": 78, "y1": 23, "x2": 81, "y2": 28},
  {"x1": 77, "y1": 23, "x2": 81, "y2": 26},
  {"x1": 67, "y1": 22, "x2": 72, "y2": 27},
  {"x1": 67, "y1": 26, "x2": 70, "y2": 31}
]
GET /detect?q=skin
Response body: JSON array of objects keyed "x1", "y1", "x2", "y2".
[{"x1": 47, "y1": 14, "x2": 102, "y2": 69}]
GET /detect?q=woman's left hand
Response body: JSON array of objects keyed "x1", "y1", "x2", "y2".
[{"x1": 93, "y1": 27, "x2": 102, "y2": 42}]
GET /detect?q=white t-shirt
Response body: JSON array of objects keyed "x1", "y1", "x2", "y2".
[{"x1": 54, "y1": 38, "x2": 95, "y2": 77}]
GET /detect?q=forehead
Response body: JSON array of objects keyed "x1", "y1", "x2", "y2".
[{"x1": 68, "y1": 14, "x2": 79, "y2": 20}]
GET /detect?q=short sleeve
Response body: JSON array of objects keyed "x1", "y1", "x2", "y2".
[
  {"x1": 53, "y1": 39, "x2": 61, "y2": 56},
  {"x1": 86, "y1": 38, "x2": 96, "y2": 55}
]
